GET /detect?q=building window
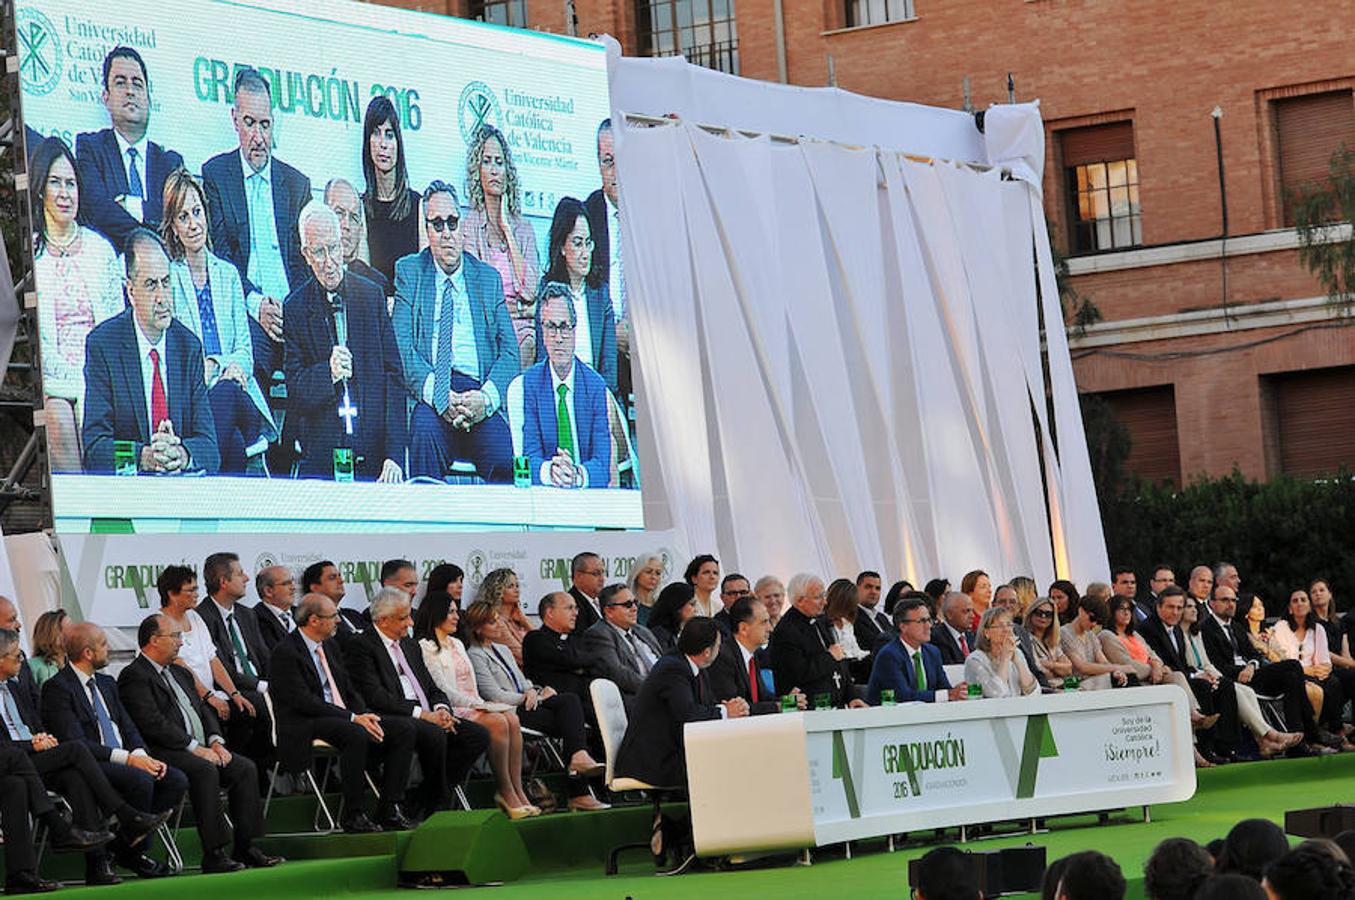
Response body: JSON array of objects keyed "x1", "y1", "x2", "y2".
[
  {"x1": 1261, "y1": 365, "x2": 1355, "y2": 477},
  {"x1": 1060, "y1": 121, "x2": 1140, "y2": 254},
  {"x1": 846, "y1": 0, "x2": 914, "y2": 28},
  {"x1": 470, "y1": 0, "x2": 526, "y2": 27},
  {"x1": 1087, "y1": 385, "x2": 1180, "y2": 486},
  {"x1": 1272, "y1": 90, "x2": 1355, "y2": 227},
  {"x1": 635, "y1": 1, "x2": 739, "y2": 75}
]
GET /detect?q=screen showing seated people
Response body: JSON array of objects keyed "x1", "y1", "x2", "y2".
[{"x1": 19, "y1": 0, "x2": 640, "y2": 532}]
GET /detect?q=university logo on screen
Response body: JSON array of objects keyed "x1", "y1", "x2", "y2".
[{"x1": 18, "y1": 7, "x2": 158, "y2": 101}]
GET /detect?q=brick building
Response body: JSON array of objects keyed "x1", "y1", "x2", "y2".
[{"x1": 389, "y1": 0, "x2": 1355, "y2": 485}]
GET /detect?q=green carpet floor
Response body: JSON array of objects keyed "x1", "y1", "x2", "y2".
[{"x1": 41, "y1": 753, "x2": 1355, "y2": 899}]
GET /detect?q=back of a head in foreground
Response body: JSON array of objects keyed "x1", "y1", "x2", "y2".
[
  {"x1": 1142, "y1": 837, "x2": 1213, "y2": 900},
  {"x1": 1056, "y1": 850, "x2": 1125, "y2": 900},
  {"x1": 1194, "y1": 874, "x2": 1267, "y2": 900},
  {"x1": 1262, "y1": 842, "x2": 1355, "y2": 900},
  {"x1": 914, "y1": 846, "x2": 981, "y2": 900},
  {"x1": 1216, "y1": 818, "x2": 1290, "y2": 881}
]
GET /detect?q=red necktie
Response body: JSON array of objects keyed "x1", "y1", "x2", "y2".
[
  {"x1": 959, "y1": 633, "x2": 970, "y2": 657},
  {"x1": 748, "y1": 656, "x2": 759, "y2": 703},
  {"x1": 149, "y1": 348, "x2": 168, "y2": 430}
]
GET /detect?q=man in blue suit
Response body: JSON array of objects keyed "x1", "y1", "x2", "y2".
[
  {"x1": 392, "y1": 181, "x2": 518, "y2": 483},
  {"x1": 866, "y1": 597, "x2": 969, "y2": 704},
  {"x1": 520, "y1": 283, "x2": 610, "y2": 488},
  {"x1": 82, "y1": 229, "x2": 220, "y2": 474},
  {"x1": 201, "y1": 67, "x2": 312, "y2": 380},
  {"x1": 42, "y1": 623, "x2": 186, "y2": 878},
  {"x1": 75, "y1": 47, "x2": 184, "y2": 252},
  {"x1": 284, "y1": 203, "x2": 405, "y2": 481}
]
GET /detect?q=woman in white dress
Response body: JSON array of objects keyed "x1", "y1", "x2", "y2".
[
  {"x1": 965, "y1": 607, "x2": 1039, "y2": 698},
  {"x1": 156, "y1": 564, "x2": 255, "y2": 727}
]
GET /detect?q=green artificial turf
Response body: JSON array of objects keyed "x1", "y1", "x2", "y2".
[{"x1": 42, "y1": 754, "x2": 1355, "y2": 899}]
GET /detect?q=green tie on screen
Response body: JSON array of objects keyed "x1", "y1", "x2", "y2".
[
  {"x1": 556, "y1": 383, "x2": 574, "y2": 460},
  {"x1": 913, "y1": 651, "x2": 927, "y2": 691}
]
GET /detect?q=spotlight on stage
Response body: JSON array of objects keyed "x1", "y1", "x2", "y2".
[
  {"x1": 907, "y1": 844, "x2": 1045, "y2": 898},
  {"x1": 1284, "y1": 806, "x2": 1355, "y2": 839}
]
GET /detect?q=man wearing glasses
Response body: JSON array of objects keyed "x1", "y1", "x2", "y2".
[
  {"x1": 513, "y1": 284, "x2": 610, "y2": 489},
  {"x1": 866, "y1": 597, "x2": 968, "y2": 704},
  {"x1": 580, "y1": 584, "x2": 665, "y2": 711},
  {"x1": 284, "y1": 202, "x2": 406, "y2": 482},
  {"x1": 323, "y1": 178, "x2": 390, "y2": 297},
  {"x1": 392, "y1": 180, "x2": 519, "y2": 483}
]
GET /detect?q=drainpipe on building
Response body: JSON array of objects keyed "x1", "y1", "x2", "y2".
[
  {"x1": 773, "y1": 0, "x2": 788, "y2": 83},
  {"x1": 1212, "y1": 105, "x2": 1232, "y2": 327}
]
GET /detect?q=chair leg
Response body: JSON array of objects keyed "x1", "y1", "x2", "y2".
[
  {"x1": 454, "y1": 785, "x2": 471, "y2": 811},
  {"x1": 157, "y1": 819, "x2": 185, "y2": 874},
  {"x1": 306, "y1": 770, "x2": 338, "y2": 833},
  {"x1": 263, "y1": 761, "x2": 281, "y2": 820}
]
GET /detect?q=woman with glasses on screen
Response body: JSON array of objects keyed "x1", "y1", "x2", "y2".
[
  {"x1": 31, "y1": 137, "x2": 125, "y2": 473},
  {"x1": 161, "y1": 167, "x2": 277, "y2": 474},
  {"x1": 462, "y1": 124, "x2": 540, "y2": 365},
  {"x1": 361, "y1": 95, "x2": 425, "y2": 288},
  {"x1": 536, "y1": 197, "x2": 617, "y2": 395}
]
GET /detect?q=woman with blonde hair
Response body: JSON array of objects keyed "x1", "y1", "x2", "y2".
[
  {"x1": 965, "y1": 606, "x2": 1038, "y2": 698},
  {"x1": 1023, "y1": 595, "x2": 1073, "y2": 683},
  {"x1": 473, "y1": 568, "x2": 534, "y2": 668},
  {"x1": 626, "y1": 554, "x2": 665, "y2": 625},
  {"x1": 28, "y1": 610, "x2": 70, "y2": 687},
  {"x1": 1008, "y1": 576, "x2": 1037, "y2": 622}
]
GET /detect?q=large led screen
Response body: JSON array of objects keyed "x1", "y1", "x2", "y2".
[{"x1": 19, "y1": 0, "x2": 640, "y2": 532}]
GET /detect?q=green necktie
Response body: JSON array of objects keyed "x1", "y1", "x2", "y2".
[
  {"x1": 228, "y1": 613, "x2": 257, "y2": 679},
  {"x1": 913, "y1": 650, "x2": 927, "y2": 691},
  {"x1": 163, "y1": 669, "x2": 206, "y2": 745},
  {"x1": 556, "y1": 382, "x2": 574, "y2": 461}
]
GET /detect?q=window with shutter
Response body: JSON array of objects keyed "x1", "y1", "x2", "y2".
[
  {"x1": 1264, "y1": 366, "x2": 1355, "y2": 477},
  {"x1": 1059, "y1": 122, "x2": 1141, "y2": 254},
  {"x1": 1272, "y1": 90, "x2": 1355, "y2": 227},
  {"x1": 1095, "y1": 385, "x2": 1180, "y2": 486}
]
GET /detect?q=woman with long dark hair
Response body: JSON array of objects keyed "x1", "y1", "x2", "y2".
[
  {"x1": 536, "y1": 197, "x2": 616, "y2": 393},
  {"x1": 1273, "y1": 588, "x2": 1352, "y2": 746},
  {"x1": 647, "y1": 582, "x2": 696, "y2": 652},
  {"x1": 361, "y1": 95, "x2": 424, "y2": 286}
]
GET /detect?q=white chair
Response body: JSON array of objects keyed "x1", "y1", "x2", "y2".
[{"x1": 589, "y1": 678, "x2": 689, "y2": 876}]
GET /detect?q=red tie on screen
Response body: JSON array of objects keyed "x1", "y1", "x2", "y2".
[
  {"x1": 149, "y1": 348, "x2": 168, "y2": 430},
  {"x1": 959, "y1": 633, "x2": 970, "y2": 657},
  {"x1": 748, "y1": 656, "x2": 759, "y2": 703}
]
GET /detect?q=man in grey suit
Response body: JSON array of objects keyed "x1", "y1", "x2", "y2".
[
  {"x1": 580, "y1": 584, "x2": 664, "y2": 710},
  {"x1": 391, "y1": 180, "x2": 519, "y2": 483}
]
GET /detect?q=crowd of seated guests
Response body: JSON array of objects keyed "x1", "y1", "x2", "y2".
[{"x1": 912, "y1": 816, "x2": 1355, "y2": 900}]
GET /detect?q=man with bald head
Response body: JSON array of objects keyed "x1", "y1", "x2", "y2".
[
  {"x1": 323, "y1": 177, "x2": 388, "y2": 295},
  {"x1": 931, "y1": 591, "x2": 977, "y2": 666},
  {"x1": 285, "y1": 201, "x2": 406, "y2": 481},
  {"x1": 253, "y1": 565, "x2": 297, "y2": 651},
  {"x1": 1187, "y1": 566, "x2": 1214, "y2": 605},
  {"x1": 1213, "y1": 562, "x2": 1240, "y2": 594},
  {"x1": 770, "y1": 573, "x2": 860, "y2": 707},
  {"x1": 522, "y1": 592, "x2": 592, "y2": 711},
  {"x1": 42, "y1": 622, "x2": 185, "y2": 877}
]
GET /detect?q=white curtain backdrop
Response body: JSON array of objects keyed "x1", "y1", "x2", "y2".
[{"x1": 608, "y1": 53, "x2": 1110, "y2": 587}]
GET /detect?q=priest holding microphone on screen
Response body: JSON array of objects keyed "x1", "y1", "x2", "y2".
[{"x1": 283, "y1": 203, "x2": 406, "y2": 482}]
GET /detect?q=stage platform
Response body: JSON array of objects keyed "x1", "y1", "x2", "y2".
[{"x1": 29, "y1": 753, "x2": 1354, "y2": 899}]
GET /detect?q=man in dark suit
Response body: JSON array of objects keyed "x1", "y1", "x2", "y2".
[
  {"x1": 202, "y1": 67, "x2": 312, "y2": 378},
  {"x1": 711, "y1": 574, "x2": 751, "y2": 635},
  {"x1": 253, "y1": 564, "x2": 297, "y2": 652},
  {"x1": 614, "y1": 618, "x2": 746, "y2": 789},
  {"x1": 852, "y1": 570, "x2": 892, "y2": 655},
  {"x1": 0, "y1": 628, "x2": 168, "y2": 886},
  {"x1": 285, "y1": 202, "x2": 406, "y2": 481},
  {"x1": 302, "y1": 560, "x2": 365, "y2": 644},
  {"x1": 584, "y1": 118, "x2": 628, "y2": 404},
  {"x1": 82, "y1": 229, "x2": 220, "y2": 474},
  {"x1": 118, "y1": 615, "x2": 277, "y2": 873},
  {"x1": 708, "y1": 597, "x2": 791, "y2": 714},
  {"x1": 522, "y1": 592, "x2": 593, "y2": 710},
  {"x1": 930, "y1": 592, "x2": 976, "y2": 666},
  {"x1": 1200, "y1": 584, "x2": 1319, "y2": 746},
  {"x1": 42, "y1": 623, "x2": 185, "y2": 879},
  {"x1": 269, "y1": 593, "x2": 419, "y2": 833},
  {"x1": 770, "y1": 573, "x2": 859, "y2": 707},
  {"x1": 75, "y1": 47, "x2": 183, "y2": 252},
  {"x1": 519, "y1": 284, "x2": 611, "y2": 488},
  {"x1": 581, "y1": 584, "x2": 665, "y2": 709},
  {"x1": 1111, "y1": 567, "x2": 1146, "y2": 623},
  {"x1": 568, "y1": 552, "x2": 606, "y2": 632},
  {"x1": 195, "y1": 553, "x2": 271, "y2": 759},
  {"x1": 866, "y1": 598, "x2": 966, "y2": 704},
  {"x1": 392, "y1": 180, "x2": 518, "y2": 483},
  {"x1": 324, "y1": 178, "x2": 389, "y2": 295},
  {"x1": 346, "y1": 588, "x2": 490, "y2": 820}
]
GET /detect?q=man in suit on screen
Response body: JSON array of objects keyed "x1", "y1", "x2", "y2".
[
  {"x1": 75, "y1": 47, "x2": 184, "y2": 252},
  {"x1": 82, "y1": 229, "x2": 220, "y2": 474},
  {"x1": 284, "y1": 203, "x2": 405, "y2": 481},
  {"x1": 392, "y1": 181, "x2": 518, "y2": 483},
  {"x1": 518, "y1": 283, "x2": 610, "y2": 488}
]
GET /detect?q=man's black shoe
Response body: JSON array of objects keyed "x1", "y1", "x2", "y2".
[
  {"x1": 117, "y1": 807, "x2": 172, "y2": 841},
  {"x1": 4, "y1": 871, "x2": 60, "y2": 894},
  {"x1": 376, "y1": 805, "x2": 417, "y2": 831},
  {"x1": 114, "y1": 844, "x2": 175, "y2": 878},
  {"x1": 201, "y1": 848, "x2": 246, "y2": 874},
  {"x1": 341, "y1": 812, "x2": 382, "y2": 834},
  {"x1": 50, "y1": 825, "x2": 115, "y2": 853},
  {"x1": 234, "y1": 846, "x2": 283, "y2": 868},
  {"x1": 85, "y1": 854, "x2": 123, "y2": 886}
]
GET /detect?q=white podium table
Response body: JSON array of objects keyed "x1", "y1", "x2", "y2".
[{"x1": 684, "y1": 685, "x2": 1195, "y2": 857}]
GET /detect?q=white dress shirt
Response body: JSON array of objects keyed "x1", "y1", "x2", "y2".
[
  {"x1": 113, "y1": 130, "x2": 148, "y2": 222},
  {"x1": 421, "y1": 262, "x2": 499, "y2": 414},
  {"x1": 901, "y1": 638, "x2": 947, "y2": 703}
]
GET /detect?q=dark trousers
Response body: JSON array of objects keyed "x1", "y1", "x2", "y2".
[
  {"x1": 1310, "y1": 673, "x2": 1347, "y2": 728},
  {"x1": 446, "y1": 717, "x2": 490, "y2": 789},
  {"x1": 224, "y1": 688, "x2": 272, "y2": 776},
  {"x1": 208, "y1": 379, "x2": 265, "y2": 474},
  {"x1": 98, "y1": 758, "x2": 188, "y2": 815},
  {"x1": 248, "y1": 317, "x2": 282, "y2": 386},
  {"x1": 1186, "y1": 675, "x2": 1241, "y2": 748},
  {"x1": 303, "y1": 715, "x2": 418, "y2": 818},
  {"x1": 519, "y1": 692, "x2": 588, "y2": 756},
  {"x1": 151, "y1": 745, "x2": 260, "y2": 853},
  {"x1": 1250, "y1": 659, "x2": 1318, "y2": 737},
  {"x1": 28, "y1": 742, "x2": 126, "y2": 829},
  {"x1": 407, "y1": 375, "x2": 512, "y2": 483},
  {"x1": 0, "y1": 746, "x2": 54, "y2": 875}
]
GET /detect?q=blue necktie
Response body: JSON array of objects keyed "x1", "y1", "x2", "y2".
[
  {"x1": 88, "y1": 680, "x2": 121, "y2": 749},
  {"x1": 1, "y1": 684, "x2": 32, "y2": 741},
  {"x1": 127, "y1": 147, "x2": 144, "y2": 199},
  {"x1": 196, "y1": 282, "x2": 222, "y2": 356},
  {"x1": 433, "y1": 277, "x2": 456, "y2": 415}
]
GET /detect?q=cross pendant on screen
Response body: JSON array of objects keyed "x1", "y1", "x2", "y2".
[{"x1": 338, "y1": 388, "x2": 358, "y2": 436}]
